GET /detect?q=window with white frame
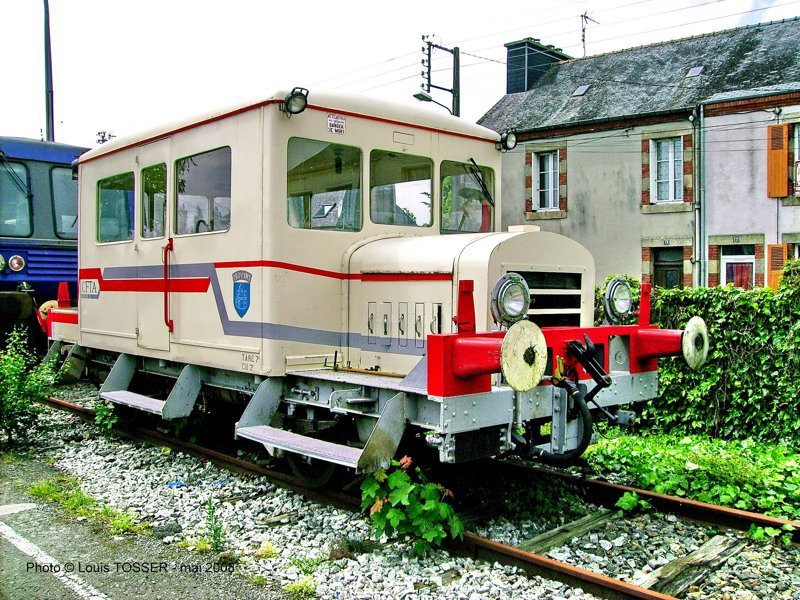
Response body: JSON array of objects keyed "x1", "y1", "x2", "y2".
[
  {"x1": 720, "y1": 244, "x2": 755, "y2": 290},
  {"x1": 536, "y1": 151, "x2": 559, "y2": 210},
  {"x1": 650, "y1": 137, "x2": 683, "y2": 203}
]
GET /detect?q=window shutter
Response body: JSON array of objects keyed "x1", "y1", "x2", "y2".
[
  {"x1": 767, "y1": 124, "x2": 789, "y2": 197},
  {"x1": 767, "y1": 243, "x2": 788, "y2": 290}
]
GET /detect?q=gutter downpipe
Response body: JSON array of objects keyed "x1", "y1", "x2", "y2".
[{"x1": 699, "y1": 104, "x2": 707, "y2": 286}]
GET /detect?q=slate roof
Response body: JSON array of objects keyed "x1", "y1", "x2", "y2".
[{"x1": 479, "y1": 17, "x2": 800, "y2": 134}]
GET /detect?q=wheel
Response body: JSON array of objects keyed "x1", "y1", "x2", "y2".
[{"x1": 287, "y1": 453, "x2": 337, "y2": 488}]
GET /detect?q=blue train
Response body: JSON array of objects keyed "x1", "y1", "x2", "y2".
[{"x1": 0, "y1": 136, "x2": 87, "y2": 331}]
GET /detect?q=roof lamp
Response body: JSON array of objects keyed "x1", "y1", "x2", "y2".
[
  {"x1": 491, "y1": 272, "x2": 530, "y2": 327},
  {"x1": 603, "y1": 276, "x2": 633, "y2": 324},
  {"x1": 8, "y1": 255, "x2": 25, "y2": 272},
  {"x1": 498, "y1": 130, "x2": 517, "y2": 151},
  {"x1": 282, "y1": 87, "x2": 309, "y2": 115}
]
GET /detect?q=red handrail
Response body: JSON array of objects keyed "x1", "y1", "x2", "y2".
[{"x1": 163, "y1": 237, "x2": 174, "y2": 332}]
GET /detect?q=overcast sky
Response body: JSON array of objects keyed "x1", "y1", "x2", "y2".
[{"x1": 2, "y1": 0, "x2": 797, "y2": 148}]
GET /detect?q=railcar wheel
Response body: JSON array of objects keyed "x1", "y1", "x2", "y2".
[{"x1": 287, "y1": 454, "x2": 337, "y2": 489}]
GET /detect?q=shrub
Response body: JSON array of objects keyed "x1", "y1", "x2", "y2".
[
  {"x1": 284, "y1": 576, "x2": 317, "y2": 600},
  {"x1": 0, "y1": 329, "x2": 55, "y2": 446},
  {"x1": 360, "y1": 456, "x2": 463, "y2": 556}
]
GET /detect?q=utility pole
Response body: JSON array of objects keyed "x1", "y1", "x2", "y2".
[
  {"x1": 417, "y1": 35, "x2": 460, "y2": 117},
  {"x1": 43, "y1": 0, "x2": 55, "y2": 141}
]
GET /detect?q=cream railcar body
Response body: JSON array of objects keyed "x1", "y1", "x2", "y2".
[{"x1": 48, "y1": 89, "x2": 707, "y2": 484}]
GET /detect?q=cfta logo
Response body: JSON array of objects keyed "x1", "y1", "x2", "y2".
[
  {"x1": 80, "y1": 279, "x2": 100, "y2": 299},
  {"x1": 232, "y1": 270, "x2": 252, "y2": 318}
]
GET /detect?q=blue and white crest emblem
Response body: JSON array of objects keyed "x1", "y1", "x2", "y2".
[{"x1": 232, "y1": 270, "x2": 252, "y2": 318}]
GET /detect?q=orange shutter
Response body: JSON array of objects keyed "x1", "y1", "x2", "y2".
[
  {"x1": 767, "y1": 124, "x2": 789, "y2": 197},
  {"x1": 767, "y1": 243, "x2": 788, "y2": 290}
]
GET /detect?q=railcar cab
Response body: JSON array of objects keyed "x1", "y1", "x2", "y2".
[{"x1": 74, "y1": 89, "x2": 501, "y2": 376}]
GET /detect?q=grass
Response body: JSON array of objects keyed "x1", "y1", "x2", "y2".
[
  {"x1": 27, "y1": 475, "x2": 150, "y2": 535},
  {"x1": 583, "y1": 433, "x2": 800, "y2": 520},
  {"x1": 284, "y1": 576, "x2": 317, "y2": 600}
]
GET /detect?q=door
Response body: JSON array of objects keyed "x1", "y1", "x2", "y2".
[{"x1": 137, "y1": 143, "x2": 171, "y2": 351}]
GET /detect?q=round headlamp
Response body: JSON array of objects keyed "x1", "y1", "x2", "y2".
[
  {"x1": 491, "y1": 272, "x2": 530, "y2": 327},
  {"x1": 498, "y1": 130, "x2": 518, "y2": 151},
  {"x1": 283, "y1": 87, "x2": 309, "y2": 115},
  {"x1": 603, "y1": 276, "x2": 633, "y2": 324},
  {"x1": 8, "y1": 255, "x2": 25, "y2": 272}
]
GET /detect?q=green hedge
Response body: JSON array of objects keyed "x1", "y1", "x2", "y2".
[{"x1": 619, "y1": 261, "x2": 800, "y2": 443}]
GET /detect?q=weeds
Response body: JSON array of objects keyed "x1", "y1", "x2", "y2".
[
  {"x1": 284, "y1": 576, "x2": 317, "y2": 600},
  {"x1": 205, "y1": 496, "x2": 226, "y2": 552}
]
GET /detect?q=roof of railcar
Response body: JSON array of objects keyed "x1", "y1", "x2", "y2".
[
  {"x1": 0, "y1": 136, "x2": 87, "y2": 164},
  {"x1": 79, "y1": 89, "x2": 501, "y2": 164}
]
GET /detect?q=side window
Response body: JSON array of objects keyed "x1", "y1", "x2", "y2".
[
  {"x1": 440, "y1": 160, "x2": 495, "y2": 234},
  {"x1": 370, "y1": 150, "x2": 432, "y2": 227},
  {"x1": 97, "y1": 172, "x2": 134, "y2": 243},
  {"x1": 0, "y1": 161, "x2": 32, "y2": 237},
  {"x1": 141, "y1": 163, "x2": 166, "y2": 238},
  {"x1": 51, "y1": 167, "x2": 78, "y2": 239},
  {"x1": 287, "y1": 137, "x2": 361, "y2": 232},
  {"x1": 175, "y1": 147, "x2": 231, "y2": 235}
]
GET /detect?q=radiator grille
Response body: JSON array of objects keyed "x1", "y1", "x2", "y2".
[{"x1": 517, "y1": 271, "x2": 582, "y2": 328}]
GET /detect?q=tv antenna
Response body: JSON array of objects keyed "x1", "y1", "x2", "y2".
[{"x1": 581, "y1": 12, "x2": 599, "y2": 57}]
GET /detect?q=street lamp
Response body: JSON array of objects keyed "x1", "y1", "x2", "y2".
[{"x1": 413, "y1": 91, "x2": 453, "y2": 115}]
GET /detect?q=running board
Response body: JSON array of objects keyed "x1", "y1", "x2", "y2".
[
  {"x1": 235, "y1": 389, "x2": 408, "y2": 472},
  {"x1": 236, "y1": 425, "x2": 362, "y2": 468},
  {"x1": 99, "y1": 355, "x2": 202, "y2": 420},
  {"x1": 100, "y1": 391, "x2": 165, "y2": 415}
]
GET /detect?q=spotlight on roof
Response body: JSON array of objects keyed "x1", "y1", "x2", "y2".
[{"x1": 281, "y1": 87, "x2": 309, "y2": 115}]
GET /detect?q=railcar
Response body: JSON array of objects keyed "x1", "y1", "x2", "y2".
[
  {"x1": 47, "y1": 88, "x2": 708, "y2": 486},
  {"x1": 0, "y1": 137, "x2": 87, "y2": 331}
]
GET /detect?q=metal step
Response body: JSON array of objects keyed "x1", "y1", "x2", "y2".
[
  {"x1": 236, "y1": 425, "x2": 362, "y2": 468},
  {"x1": 100, "y1": 390, "x2": 165, "y2": 416}
]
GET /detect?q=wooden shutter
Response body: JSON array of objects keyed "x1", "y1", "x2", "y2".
[
  {"x1": 767, "y1": 243, "x2": 788, "y2": 290},
  {"x1": 767, "y1": 124, "x2": 789, "y2": 197}
]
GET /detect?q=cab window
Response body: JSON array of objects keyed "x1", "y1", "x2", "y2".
[
  {"x1": 175, "y1": 147, "x2": 231, "y2": 235},
  {"x1": 0, "y1": 161, "x2": 32, "y2": 237},
  {"x1": 141, "y1": 163, "x2": 166, "y2": 238},
  {"x1": 52, "y1": 166, "x2": 78, "y2": 239},
  {"x1": 97, "y1": 172, "x2": 134, "y2": 243},
  {"x1": 370, "y1": 150, "x2": 432, "y2": 227},
  {"x1": 287, "y1": 137, "x2": 361, "y2": 232},
  {"x1": 440, "y1": 160, "x2": 495, "y2": 234}
]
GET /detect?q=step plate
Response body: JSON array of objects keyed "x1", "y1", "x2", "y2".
[
  {"x1": 100, "y1": 391, "x2": 165, "y2": 416},
  {"x1": 236, "y1": 425, "x2": 362, "y2": 468}
]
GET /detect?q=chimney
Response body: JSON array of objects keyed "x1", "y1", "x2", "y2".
[{"x1": 505, "y1": 38, "x2": 571, "y2": 94}]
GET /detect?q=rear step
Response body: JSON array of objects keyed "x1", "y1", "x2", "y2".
[
  {"x1": 99, "y1": 354, "x2": 202, "y2": 420},
  {"x1": 99, "y1": 390, "x2": 166, "y2": 415},
  {"x1": 237, "y1": 425, "x2": 362, "y2": 468}
]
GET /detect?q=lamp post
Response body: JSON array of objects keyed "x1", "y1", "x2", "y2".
[
  {"x1": 412, "y1": 91, "x2": 453, "y2": 115},
  {"x1": 43, "y1": 0, "x2": 55, "y2": 141}
]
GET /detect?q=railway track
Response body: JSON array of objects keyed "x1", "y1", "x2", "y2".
[{"x1": 38, "y1": 395, "x2": 800, "y2": 600}]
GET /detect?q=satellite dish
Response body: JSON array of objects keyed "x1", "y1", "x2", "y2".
[{"x1": 501, "y1": 320, "x2": 547, "y2": 392}]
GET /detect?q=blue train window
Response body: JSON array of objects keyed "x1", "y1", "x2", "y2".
[
  {"x1": 97, "y1": 172, "x2": 135, "y2": 243},
  {"x1": 175, "y1": 147, "x2": 231, "y2": 235},
  {"x1": 0, "y1": 161, "x2": 32, "y2": 237},
  {"x1": 52, "y1": 167, "x2": 78, "y2": 239},
  {"x1": 141, "y1": 163, "x2": 166, "y2": 238}
]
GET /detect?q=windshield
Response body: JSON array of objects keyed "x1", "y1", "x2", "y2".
[{"x1": 440, "y1": 160, "x2": 494, "y2": 234}]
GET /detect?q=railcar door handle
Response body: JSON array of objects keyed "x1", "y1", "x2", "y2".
[
  {"x1": 398, "y1": 314, "x2": 405, "y2": 336},
  {"x1": 415, "y1": 316, "x2": 422, "y2": 337},
  {"x1": 383, "y1": 314, "x2": 388, "y2": 336},
  {"x1": 368, "y1": 314, "x2": 374, "y2": 334},
  {"x1": 162, "y1": 237, "x2": 174, "y2": 332}
]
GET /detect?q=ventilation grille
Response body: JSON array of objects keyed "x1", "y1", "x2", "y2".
[{"x1": 516, "y1": 271, "x2": 582, "y2": 328}]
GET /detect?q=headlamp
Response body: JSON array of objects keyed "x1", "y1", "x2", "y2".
[
  {"x1": 8, "y1": 255, "x2": 25, "y2": 272},
  {"x1": 282, "y1": 87, "x2": 309, "y2": 115},
  {"x1": 491, "y1": 272, "x2": 530, "y2": 327},
  {"x1": 498, "y1": 129, "x2": 518, "y2": 151},
  {"x1": 603, "y1": 276, "x2": 633, "y2": 324}
]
